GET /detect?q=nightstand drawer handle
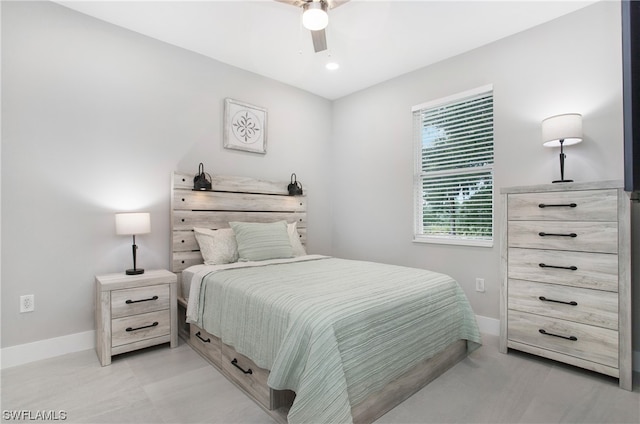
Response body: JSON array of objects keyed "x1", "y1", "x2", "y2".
[
  {"x1": 126, "y1": 322, "x2": 158, "y2": 332},
  {"x1": 231, "y1": 358, "x2": 253, "y2": 375},
  {"x1": 539, "y1": 263, "x2": 578, "y2": 271},
  {"x1": 538, "y1": 203, "x2": 577, "y2": 208},
  {"x1": 126, "y1": 295, "x2": 158, "y2": 304},
  {"x1": 195, "y1": 331, "x2": 210, "y2": 343},
  {"x1": 539, "y1": 296, "x2": 578, "y2": 306},
  {"x1": 538, "y1": 232, "x2": 577, "y2": 238},
  {"x1": 539, "y1": 329, "x2": 577, "y2": 341}
]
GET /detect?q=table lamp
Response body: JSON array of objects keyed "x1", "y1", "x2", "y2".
[
  {"x1": 115, "y1": 212, "x2": 151, "y2": 275},
  {"x1": 542, "y1": 113, "x2": 583, "y2": 183}
]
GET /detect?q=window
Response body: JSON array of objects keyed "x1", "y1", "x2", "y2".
[{"x1": 413, "y1": 85, "x2": 494, "y2": 247}]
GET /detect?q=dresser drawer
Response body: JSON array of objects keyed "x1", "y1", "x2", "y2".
[
  {"x1": 111, "y1": 309, "x2": 171, "y2": 347},
  {"x1": 508, "y1": 190, "x2": 617, "y2": 221},
  {"x1": 190, "y1": 324, "x2": 221, "y2": 367},
  {"x1": 508, "y1": 248, "x2": 618, "y2": 292},
  {"x1": 507, "y1": 279, "x2": 618, "y2": 330},
  {"x1": 111, "y1": 284, "x2": 170, "y2": 318},
  {"x1": 508, "y1": 221, "x2": 617, "y2": 254},
  {"x1": 507, "y1": 310, "x2": 618, "y2": 368}
]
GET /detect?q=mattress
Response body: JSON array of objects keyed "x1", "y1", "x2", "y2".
[
  {"x1": 187, "y1": 256, "x2": 481, "y2": 424},
  {"x1": 180, "y1": 264, "x2": 208, "y2": 299}
]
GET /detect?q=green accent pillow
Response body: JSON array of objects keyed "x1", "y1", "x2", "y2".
[{"x1": 230, "y1": 221, "x2": 294, "y2": 261}]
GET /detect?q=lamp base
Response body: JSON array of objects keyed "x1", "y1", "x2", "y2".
[
  {"x1": 126, "y1": 268, "x2": 145, "y2": 275},
  {"x1": 552, "y1": 179, "x2": 574, "y2": 183}
]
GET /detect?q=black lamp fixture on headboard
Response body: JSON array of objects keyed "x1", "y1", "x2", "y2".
[
  {"x1": 193, "y1": 163, "x2": 212, "y2": 191},
  {"x1": 288, "y1": 173, "x2": 303, "y2": 196}
]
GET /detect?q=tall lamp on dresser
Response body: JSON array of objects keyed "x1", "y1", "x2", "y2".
[{"x1": 499, "y1": 181, "x2": 632, "y2": 390}]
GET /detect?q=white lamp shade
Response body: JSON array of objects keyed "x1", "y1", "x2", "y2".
[
  {"x1": 542, "y1": 113, "x2": 583, "y2": 147},
  {"x1": 303, "y1": 2, "x2": 328, "y2": 31},
  {"x1": 115, "y1": 212, "x2": 150, "y2": 235}
]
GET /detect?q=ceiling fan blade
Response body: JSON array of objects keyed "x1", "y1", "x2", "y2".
[
  {"x1": 326, "y1": 0, "x2": 349, "y2": 10},
  {"x1": 310, "y1": 29, "x2": 327, "y2": 52},
  {"x1": 274, "y1": 0, "x2": 306, "y2": 7},
  {"x1": 274, "y1": 0, "x2": 349, "y2": 9}
]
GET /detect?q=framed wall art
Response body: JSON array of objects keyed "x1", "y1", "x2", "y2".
[{"x1": 223, "y1": 98, "x2": 267, "y2": 154}]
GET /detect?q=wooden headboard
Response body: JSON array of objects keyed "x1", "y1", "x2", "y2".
[{"x1": 170, "y1": 171, "x2": 307, "y2": 282}]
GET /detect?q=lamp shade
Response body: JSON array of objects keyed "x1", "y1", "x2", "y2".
[
  {"x1": 542, "y1": 113, "x2": 583, "y2": 147},
  {"x1": 303, "y1": 1, "x2": 328, "y2": 31},
  {"x1": 115, "y1": 213, "x2": 150, "y2": 235}
]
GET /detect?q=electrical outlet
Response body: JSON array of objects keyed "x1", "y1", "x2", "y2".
[
  {"x1": 475, "y1": 278, "x2": 485, "y2": 293},
  {"x1": 20, "y1": 295, "x2": 34, "y2": 313}
]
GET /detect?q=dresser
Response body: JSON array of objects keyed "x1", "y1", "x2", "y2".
[
  {"x1": 500, "y1": 181, "x2": 632, "y2": 390},
  {"x1": 95, "y1": 269, "x2": 178, "y2": 366}
]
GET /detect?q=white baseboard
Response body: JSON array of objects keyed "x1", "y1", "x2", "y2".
[
  {"x1": 0, "y1": 317, "x2": 637, "y2": 373},
  {"x1": 475, "y1": 314, "x2": 500, "y2": 336},
  {"x1": 1, "y1": 330, "x2": 95, "y2": 369}
]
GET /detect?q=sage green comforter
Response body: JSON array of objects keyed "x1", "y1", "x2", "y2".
[{"x1": 194, "y1": 257, "x2": 481, "y2": 423}]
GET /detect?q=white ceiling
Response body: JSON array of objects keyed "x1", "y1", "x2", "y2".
[{"x1": 56, "y1": 0, "x2": 596, "y2": 100}]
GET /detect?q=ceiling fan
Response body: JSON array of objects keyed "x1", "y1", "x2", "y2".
[{"x1": 276, "y1": 0, "x2": 349, "y2": 53}]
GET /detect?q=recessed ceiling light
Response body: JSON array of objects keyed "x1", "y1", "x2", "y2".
[{"x1": 326, "y1": 62, "x2": 339, "y2": 71}]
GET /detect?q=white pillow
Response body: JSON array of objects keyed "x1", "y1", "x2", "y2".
[
  {"x1": 193, "y1": 227, "x2": 239, "y2": 265},
  {"x1": 288, "y1": 222, "x2": 307, "y2": 257}
]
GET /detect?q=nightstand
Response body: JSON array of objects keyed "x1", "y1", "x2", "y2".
[{"x1": 95, "y1": 269, "x2": 177, "y2": 366}]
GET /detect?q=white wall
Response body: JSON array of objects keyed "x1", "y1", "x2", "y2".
[
  {"x1": 330, "y1": 0, "x2": 640, "y2": 353},
  {"x1": 1, "y1": 1, "x2": 333, "y2": 349}
]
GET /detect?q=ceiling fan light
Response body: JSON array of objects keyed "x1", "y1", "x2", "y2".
[{"x1": 303, "y1": 2, "x2": 328, "y2": 31}]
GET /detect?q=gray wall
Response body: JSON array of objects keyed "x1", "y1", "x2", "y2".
[
  {"x1": 331, "y1": 0, "x2": 640, "y2": 352},
  {"x1": 1, "y1": 1, "x2": 333, "y2": 348}
]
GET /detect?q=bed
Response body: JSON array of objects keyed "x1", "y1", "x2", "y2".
[{"x1": 170, "y1": 172, "x2": 482, "y2": 424}]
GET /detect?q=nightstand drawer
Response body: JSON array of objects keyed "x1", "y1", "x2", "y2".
[
  {"x1": 111, "y1": 309, "x2": 171, "y2": 347},
  {"x1": 508, "y1": 248, "x2": 618, "y2": 292},
  {"x1": 507, "y1": 190, "x2": 617, "y2": 221},
  {"x1": 111, "y1": 284, "x2": 170, "y2": 318},
  {"x1": 507, "y1": 310, "x2": 618, "y2": 368},
  {"x1": 508, "y1": 221, "x2": 617, "y2": 254},
  {"x1": 507, "y1": 279, "x2": 618, "y2": 330}
]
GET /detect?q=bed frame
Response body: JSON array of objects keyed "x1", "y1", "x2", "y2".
[{"x1": 170, "y1": 171, "x2": 469, "y2": 424}]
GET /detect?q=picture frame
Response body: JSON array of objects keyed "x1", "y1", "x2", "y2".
[{"x1": 223, "y1": 98, "x2": 267, "y2": 154}]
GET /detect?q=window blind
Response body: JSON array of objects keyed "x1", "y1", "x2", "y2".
[{"x1": 413, "y1": 87, "x2": 494, "y2": 246}]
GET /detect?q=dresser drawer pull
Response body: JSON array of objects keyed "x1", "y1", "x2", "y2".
[
  {"x1": 539, "y1": 328, "x2": 577, "y2": 341},
  {"x1": 539, "y1": 263, "x2": 578, "y2": 271},
  {"x1": 538, "y1": 203, "x2": 577, "y2": 208},
  {"x1": 195, "y1": 331, "x2": 211, "y2": 343},
  {"x1": 125, "y1": 295, "x2": 159, "y2": 304},
  {"x1": 231, "y1": 358, "x2": 253, "y2": 375},
  {"x1": 538, "y1": 232, "x2": 577, "y2": 238},
  {"x1": 126, "y1": 322, "x2": 159, "y2": 332},
  {"x1": 538, "y1": 296, "x2": 578, "y2": 306}
]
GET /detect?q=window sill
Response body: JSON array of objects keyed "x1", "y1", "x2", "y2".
[{"x1": 413, "y1": 236, "x2": 493, "y2": 248}]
